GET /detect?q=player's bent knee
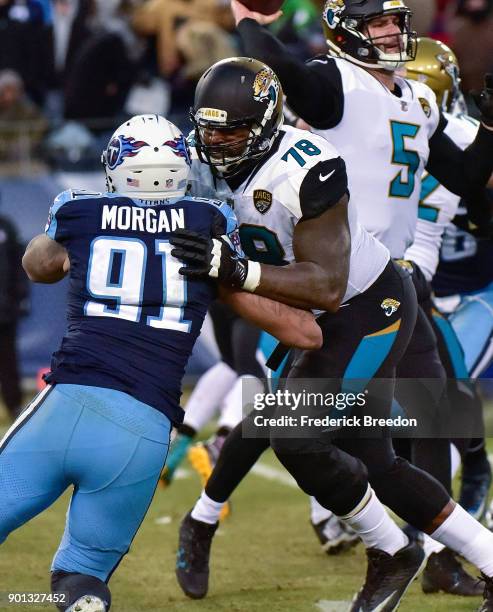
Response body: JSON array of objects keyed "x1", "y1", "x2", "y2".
[
  {"x1": 51, "y1": 570, "x2": 111, "y2": 611},
  {"x1": 273, "y1": 445, "x2": 368, "y2": 515}
]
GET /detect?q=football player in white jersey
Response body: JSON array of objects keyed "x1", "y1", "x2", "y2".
[
  {"x1": 169, "y1": 57, "x2": 493, "y2": 612},
  {"x1": 227, "y1": 0, "x2": 493, "y2": 600}
]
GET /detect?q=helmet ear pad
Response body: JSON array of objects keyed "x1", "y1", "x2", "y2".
[
  {"x1": 102, "y1": 115, "x2": 191, "y2": 200},
  {"x1": 191, "y1": 57, "x2": 284, "y2": 177}
]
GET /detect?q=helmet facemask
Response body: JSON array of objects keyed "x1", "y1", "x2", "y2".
[{"x1": 192, "y1": 116, "x2": 274, "y2": 178}]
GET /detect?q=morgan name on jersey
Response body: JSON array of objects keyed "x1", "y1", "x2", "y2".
[
  {"x1": 44, "y1": 189, "x2": 238, "y2": 424},
  {"x1": 188, "y1": 126, "x2": 390, "y2": 302},
  {"x1": 309, "y1": 57, "x2": 440, "y2": 258}
]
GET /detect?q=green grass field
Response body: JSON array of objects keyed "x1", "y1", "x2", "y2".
[{"x1": 0, "y1": 397, "x2": 489, "y2": 612}]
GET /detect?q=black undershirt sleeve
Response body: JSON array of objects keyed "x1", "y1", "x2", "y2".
[
  {"x1": 237, "y1": 18, "x2": 344, "y2": 128},
  {"x1": 299, "y1": 157, "x2": 349, "y2": 220},
  {"x1": 427, "y1": 116, "x2": 493, "y2": 203}
]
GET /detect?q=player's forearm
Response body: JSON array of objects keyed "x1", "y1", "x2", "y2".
[
  {"x1": 428, "y1": 124, "x2": 493, "y2": 200},
  {"x1": 220, "y1": 287, "x2": 322, "y2": 350},
  {"x1": 253, "y1": 261, "x2": 347, "y2": 313},
  {"x1": 22, "y1": 234, "x2": 69, "y2": 283},
  {"x1": 237, "y1": 19, "x2": 339, "y2": 125}
]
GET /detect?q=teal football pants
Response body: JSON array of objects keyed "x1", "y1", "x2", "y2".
[{"x1": 0, "y1": 383, "x2": 170, "y2": 582}]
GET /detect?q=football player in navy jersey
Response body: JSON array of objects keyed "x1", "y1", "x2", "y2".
[{"x1": 0, "y1": 114, "x2": 322, "y2": 612}]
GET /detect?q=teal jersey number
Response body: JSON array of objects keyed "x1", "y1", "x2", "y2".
[
  {"x1": 281, "y1": 139, "x2": 321, "y2": 167},
  {"x1": 239, "y1": 224, "x2": 286, "y2": 265},
  {"x1": 389, "y1": 121, "x2": 421, "y2": 198},
  {"x1": 418, "y1": 173, "x2": 440, "y2": 222}
]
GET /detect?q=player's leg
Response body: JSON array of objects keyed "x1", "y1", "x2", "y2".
[
  {"x1": 161, "y1": 361, "x2": 236, "y2": 486},
  {"x1": 450, "y1": 282, "x2": 493, "y2": 378},
  {"x1": 447, "y1": 286, "x2": 493, "y2": 523},
  {"x1": 50, "y1": 384, "x2": 170, "y2": 611},
  {"x1": 0, "y1": 322, "x2": 23, "y2": 421},
  {"x1": 0, "y1": 385, "x2": 77, "y2": 544},
  {"x1": 309, "y1": 496, "x2": 359, "y2": 555},
  {"x1": 429, "y1": 302, "x2": 491, "y2": 520},
  {"x1": 188, "y1": 313, "x2": 265, "y2": 495},
  {"x1": 271, "y1": 261, "x2": 426, "y2": 611},
  {"x1": 176, "y1": 410, "x2": 272, "y2": 599},
  {"x1": 161, "y1": 301, "x2": 238, "y2": 486}
]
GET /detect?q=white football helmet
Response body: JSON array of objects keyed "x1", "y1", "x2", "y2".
[{"x1": 102, "y1": 115, "x2": 191, "y2": 200}]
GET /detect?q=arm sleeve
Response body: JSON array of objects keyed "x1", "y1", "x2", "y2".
[
  {"x1": 45, "y1": 190, "x2": 75, "y2": 242},
  {"x1": 426, "y1": 122, "x2": 493, "y2": 201},
  {"x1": 237, "y1": 18, "x2": 344, "y2": 128},
  {"x1": 298, "y1": 157, "x2": 349, "y2": 221},
  {"x1": 213, "y1": 201, "x2": 244, "y2": 256}
]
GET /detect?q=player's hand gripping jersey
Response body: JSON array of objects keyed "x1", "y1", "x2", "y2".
[
  {"x1": 309, "y1": 57, "x2": 440, "y2": 258},
  {"x1": 188, "y1": 125, "x2": 390, "y2": 302},
  {"x1": 44, "y1": 189, "x2": 238, "y2": 424}
]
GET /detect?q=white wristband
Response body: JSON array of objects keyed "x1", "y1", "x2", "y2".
[{"x1": 243, "y1": 260, "x2": 261, "y2": 292}]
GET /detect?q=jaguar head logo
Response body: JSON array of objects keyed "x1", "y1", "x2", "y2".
[
  {"x1": 381, "y1": 298, "x2": 401, "y2": 317},
  {"x1": 253, "y1": 67, "x2": 279, "y2": 104},
  {"x1": 323, "y1": 0, "x2": 345, "y2": 29}
]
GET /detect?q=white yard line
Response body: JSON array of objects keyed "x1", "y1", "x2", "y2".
[
  {"x1": 251, "y1": 463, "x2": 298, "y2": 488},
  {"x1": 315, "y1": 600, "x2": 350, "y2": 612}
]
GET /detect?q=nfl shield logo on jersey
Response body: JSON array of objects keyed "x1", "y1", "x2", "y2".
[{"x1": 253, "y1": 189, "x2": 273, "y2": 214}]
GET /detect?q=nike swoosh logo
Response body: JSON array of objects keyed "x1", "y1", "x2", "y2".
[{"x1": 319, "y1": 170, "x2": 335, "y2": 182}]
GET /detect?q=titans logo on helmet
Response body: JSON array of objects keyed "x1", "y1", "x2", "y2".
[
  {"x1": 163, "y1": 136, "x2": 192, "y2": 167},
  {"x1": 106, "y1": 135, "x2": 148, "y2": 170}
]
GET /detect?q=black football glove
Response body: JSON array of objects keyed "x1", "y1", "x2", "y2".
[
  {"x1": 471, "y1": 74, "x2": 493, "y2": 128},
  {"x1": 170, "y1": 229, "x2": 250, "y2": 287}
]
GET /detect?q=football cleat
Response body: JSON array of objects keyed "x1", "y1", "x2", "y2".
[
  {"x1": 188, "y1": 437, "x2": 230, "y2": 519},
  {"x1": 459, "y1": 456, "x2": 492, "y2": 521},
  {"x1": 421, "y1": 548, "x2": 483, "y2": 596},
  {"x1": 478, "y1": 573, "x2": 493, "y2": 611},
  {"x1": 311, "y1": 515, "x2": 360, "y2": 555},
  {"x1": 159, "y1": 433, "x2": 194, "y2": 488},
  {"x1": 67, "y1": 595, "x2": 106, "y2": 612},
  {"x1": 176, "y1": 511, "x2": 218, "y2": 599},
  {"x1": 350, "y1": 541, "x2": 425, "y2": 612}
]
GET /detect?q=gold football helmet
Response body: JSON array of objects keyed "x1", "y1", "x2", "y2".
[{"x1": 405, "y1": 37, "x2": 463, "y2": 113}]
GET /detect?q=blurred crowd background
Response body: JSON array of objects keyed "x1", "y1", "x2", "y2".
[
  {"x1": 1, "y1": 0, "x2": 493, "y2": 399},
  {"x1": 2, "y1": 0, "x2": 493, "y2": 173}
]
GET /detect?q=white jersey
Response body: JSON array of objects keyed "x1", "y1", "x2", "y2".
[
  {"x1": 404, "y1": 113, "x2": 479, "y2": 280},
  {"x1": 310, "y1": 57, "x2": 440, "y2": 258},
  {"x1": 188, "y1": 126, "x2": 390, "y2": 302}
]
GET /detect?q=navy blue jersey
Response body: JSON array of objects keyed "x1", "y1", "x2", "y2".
[
  {"x1": 432, "y1": 205, "x2": 493, "y2": 297},
  {"x1": 44, "y1": 189, "x2": 239, "y2": 424}
]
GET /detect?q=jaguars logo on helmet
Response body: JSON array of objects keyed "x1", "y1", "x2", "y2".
[
  {"x1": 323, "y1": 0, "x2": 345, "y2": 29},
  {"x1": 253, "y1": 68, "x2": 279, "y2": 104}
]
